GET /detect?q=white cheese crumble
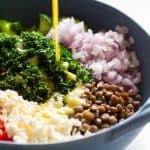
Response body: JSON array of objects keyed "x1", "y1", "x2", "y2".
[{"x1": 0, "y1": 90, "x2": 82, "y2": 143}]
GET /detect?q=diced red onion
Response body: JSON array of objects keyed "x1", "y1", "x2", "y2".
[{"x1": 47, "y1": 18, "x2": 141, "y2": 91}]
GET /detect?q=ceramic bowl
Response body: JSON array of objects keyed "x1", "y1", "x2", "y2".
[{"x1": 0, "y1": 0, "x2": 150, "y2": 150}]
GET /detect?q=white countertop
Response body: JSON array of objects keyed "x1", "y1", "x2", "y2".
[
  {"x1": 97, "y1": 0, "x2": 150, "y2": 150},
  {"x1": 98, "y1": 0, "x2": 150, "y2": 34}
]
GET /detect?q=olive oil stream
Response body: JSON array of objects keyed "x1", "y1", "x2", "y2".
[
  {"x1": 52, "y1": 0, "x2": 77, "y2": 80},
  {"x1": 52, "y1": 0, "x2": 60, "y2": 61}
]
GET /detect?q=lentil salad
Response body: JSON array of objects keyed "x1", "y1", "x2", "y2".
[{"x1": 0, "y1": 15, "x2": 141, "y2": 143}]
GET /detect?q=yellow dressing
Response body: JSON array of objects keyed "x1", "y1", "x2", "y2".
[{"x1": 52, "y1": 0, "x2": 60, "y2": 61}]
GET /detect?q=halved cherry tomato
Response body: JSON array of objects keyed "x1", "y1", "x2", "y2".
[{"x1": 0, "y1": 121, "x2": 12, "y2": 141}]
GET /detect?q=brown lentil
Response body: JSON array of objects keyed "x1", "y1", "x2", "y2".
[
  {"x1": 92, "y1": 81, "x2": 97, "y2": 86},
  {"x1": 102, "y1": 89, "x2": 107, "y2": 96},
  {"x1": 90, "y1": 105, "x2": 97, "y2": 112},
  {"x1": 116, "y1": 97, "x2": 125, "y2": 105},
  {"x1": 89, "y1": 125, "x2": 98, "y2": 133},
  {"x1": 101, "y1": 113, "x2": 110, "y2": 122},
  {"x1": 98, "y1": 105, "x2": 106, "y2": 113},
  {"x1": 101, "y1": 123, "x2": 110, "y2": 128},
  {"x1": 103, "y1": 84, "x2": 110, "y2": 90},
  {"x1": 124, "y1": 109, "x2": 131, "y2": 118},
  {"x1": 83, "y1": 102, "x2": 91, "y2": 109},
  {"x1": 108, "y1": 116, "x2": 118, "y2": 124},
  {"x1": 119, "y1": 92, "x2": 129, "y2": 98},
  {"x1": 127, "y1": 112, "x2": 134, "y2": 117},
  {"x1": 74, "y1": 113, "x2": 83, "y2": 119},
  {"x1": 72, "y1": 82, "x2": 141, "y2": 134},
  {"x1": 135, "y1": 94, "x2": 141, "y2": 100},
  {"x1": 89, "y1": 95, "x2": 96, "y2": 102},
  {"x1": 133, "y1": 101, "x2": 140, "y2": 110},
  {"x1": 84, "y1": 90, "x2": 92, "y2": 97},
  {"x1": 110, "y1": 95, "x2": 117, "y2": 105},
  {"x1": 74, "y1": 106, "x2": 84, "y2": 113},
  {"x1": 94, "y1": 110, "x2": 100, "y2": 118},
  {"x1": 82, "y1": 110, "x2": 95, "y2": 121},
  {"x1": 110, "y1": 84, "x2": 118, "y2": 91},
  {"x1": 95, "y1": 100, "x2": 102, "y2": 105},
  {"x1": 114, "y1": 91, "x2": 120, "y2": 96},
  {"x1": 82, "y1": 123, "x2": 91, "y2": 131},
  {"x1": 85, "y1": 83, "x2": 93, "y2": 89},
  {"x1": 95, "y1": 91, "x2": 103, "y2": 97},
  {"x1": 98, "y1": 85, "x2": 103, "y2": 90},
  {"x1": 128, "y1": 97, "x2": 134, "y2": 104},
  {"x1": 116, "y1": 104, "x2": 123, "y2": 111},
  {"x1": 91, "y1": 87, "x2": 98, "y2": 94},
  {"x1": 105, "y1": 91, "x2": 113, "y2": 97},
  {"x1": 81, "y1": 118, "x2": 90, "y2": 124},
  {"x1": 116, "y1": 86, "x2": 124, "y2": 92},
  {"x1": 105, "y1": 105, "x2": 110, "y2": 110},
  {"x1": 129, "y1": 89, "x2": 137, "y2": 97},
  {"x1": 94, "y1": 118, "x2": 102, "y2": 126},
  {"x1": 127, "y1": 104, "x2": 134, "y2": 110},
  {"x1": 110, "y1": 106, "x2": 118, "y2": 113},
  {"x1": 120, "y1": 109, "x2": 126, "y2": 118}
]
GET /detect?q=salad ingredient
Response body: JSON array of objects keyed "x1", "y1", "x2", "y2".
[
  {"x1": 48, "y1": 18, "x2": 141, "y2": 92},
  {"x1": 39, "y1": 14, "x2": 52, "y2": 35},
  {"x1": 0, "y1": 121, "x2": 12, "y2": 141},
  {"x1": 72, "y1": 82, "x2": 140, "y2": 134},
  {"x1": 0, "y1": 20, "x2": 23, "y2": 35},
  {"x1": 21, "y1": 31, "x2": 92, "y2": 94},
  {"x1": 0, "y1": 33, "x2": 51, "y2": 103},
  {"x1": 52, "y1": 0, "x2": 60, "y2": 61},
  {"x1": 0, "y1": 16, "x2": 142, "y2": 143},
  {"x1": 0, "y1": 90, "x2": 82, "y2": 143},
  {"x1": 0, "y1": 31, "x2": 92, "y2": 102}
]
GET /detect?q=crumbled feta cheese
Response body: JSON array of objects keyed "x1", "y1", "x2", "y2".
[{"x1": 0, "y1": 90, "x2": 82, "y2": 143}]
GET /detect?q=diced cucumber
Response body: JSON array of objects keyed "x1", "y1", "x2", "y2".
[
  {"x1": 0, "y1": 20, "x2": 24, "y2": 35},
  {"x1": 0, "y1": 20, "x2": 15, "y2": 35},
  {"x1": 39, "y1": 14, "x2": 52, "y2": 35}
]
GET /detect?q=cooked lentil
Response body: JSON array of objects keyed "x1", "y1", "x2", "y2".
[{"x1": 72, "y1": 82, "x2": 141, "y2": 134}]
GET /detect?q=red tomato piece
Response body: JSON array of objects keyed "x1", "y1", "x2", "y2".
[
  {"x1": 0, "y1": 121, "x2": 12, "y2": 141},
  {"x1": 0, "y1": 121, "x2": 4, "y2": 129}
]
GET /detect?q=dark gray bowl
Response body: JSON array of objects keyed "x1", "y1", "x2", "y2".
[{"x1": 0, "y1": 0, "x2": 150, "y2": 150}]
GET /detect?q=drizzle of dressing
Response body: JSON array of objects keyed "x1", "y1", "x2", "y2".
[
  {"x1": 52, "y1": 0, "x2": 60, "y2": 61},
  {"x1": 52, "y1": 1, "x2": 77, "y2": 80}
]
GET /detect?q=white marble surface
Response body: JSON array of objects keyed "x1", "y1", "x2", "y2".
[{"x1": 97, "y1": 0, "x2": 150, "y2": 150}]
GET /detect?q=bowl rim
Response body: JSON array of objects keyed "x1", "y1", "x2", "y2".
[{"x1": 0, "y1": 0, "x2": 149, "y2": 146}]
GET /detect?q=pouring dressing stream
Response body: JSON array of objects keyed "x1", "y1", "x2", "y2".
[{"x1": 52, "y1": 0, "x2": 60, "y2": 61}]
